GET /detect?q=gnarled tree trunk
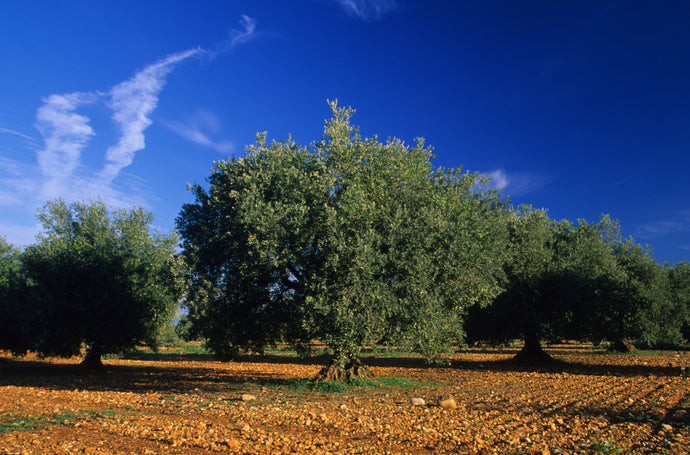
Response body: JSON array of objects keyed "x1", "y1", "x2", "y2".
[
  {"x1": 81, "y1": 344, "x2": 104, "y2": 370},
  {"x1": 609, "y1": 338, "x2": 636, "y2": 353},
  {"x1": 314, "y1": 355, "x2": 374, "y2": 382},
  {"x1": 513, "y1": 333, "x2": 553, "y2": 364}
]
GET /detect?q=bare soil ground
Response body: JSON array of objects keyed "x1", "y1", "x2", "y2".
[{"x1": 1, "y1": 344, "x2": 690, "y2": 454}]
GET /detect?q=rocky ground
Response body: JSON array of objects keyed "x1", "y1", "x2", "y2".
[{"x1": 1, "y1": 344, "x2": 689, "y2": 454}]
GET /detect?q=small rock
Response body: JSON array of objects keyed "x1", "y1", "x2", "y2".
[
  {"x1": 223, "y1": 439, "x2": 240, "y2": 449},
  {"x1": 439, "y1": 397, "x2": 458, "y2": 410},
  {"x1": 662, "y1": 423, "x2": 673, "y2": 432},
  {"x1": 410, "y1": 397, "x2": 426, "y2": 406},
  {"x1": 319, "y1": 413, "x2": 328, "y2": 421},
  {"x1": 240, "y1": 394, "x2": 256, "y2": 402},
  {"x1": 339, "y1": 404, "x2": 347, "y2": 410}
]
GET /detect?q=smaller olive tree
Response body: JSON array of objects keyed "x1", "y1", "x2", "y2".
[
  {"x1": 20, "y1": 199, "x2": 185, "y2": 368},
  {"x1": 466, "y1": 210, "x2": 626, "y2": 363},
  {"x1": 0, "y1": 236, "x2": 30, "y2": 353},
  {"x1": 667, "y1": 261, "x2": 690, "y2": 341},
  {"x1": 605, "y1": 240, "x2": 677, "y2": 349}
]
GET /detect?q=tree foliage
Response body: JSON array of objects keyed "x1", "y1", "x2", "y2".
[
  {"x1": 17, "y1": 199, "x2": 184, "y2": 367},
  {"x1": 607, "y1": 241, "x2": 677, "y2": 347},
  {"x1": 178, "y1": 102, "x2": 508, "y2": 376},
  {"x1": 0, "y1": 236, "x2": 27, "y2": 353},
  {"x1": 667, "y1": 261, "x2": 690, "y2": 341},
  {"x1": 466, "y1": 209, "x2": 627, "y2": 361}
]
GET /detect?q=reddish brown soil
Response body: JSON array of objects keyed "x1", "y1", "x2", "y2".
[{"x1": 1, "y1": 345, "x2": 689, "y2": 454}]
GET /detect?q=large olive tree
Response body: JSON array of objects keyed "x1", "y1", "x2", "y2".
[{"x1": 177, "y1": 102, "x2": 508, "y2": 379}]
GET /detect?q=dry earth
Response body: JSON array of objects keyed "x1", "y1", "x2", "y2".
[{"x1": 1, "y1": 344, "x2": 690, "y2": 454}]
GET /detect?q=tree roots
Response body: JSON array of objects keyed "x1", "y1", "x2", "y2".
[{"x1": 314, "y1": 357, "x2": 375, "y2": 382}]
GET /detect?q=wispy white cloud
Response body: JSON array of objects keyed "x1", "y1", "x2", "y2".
[
  {"x1": 161, "y1": 110, "x2": 234, "y2": 154},
  {"x1": 0, "y1": 155, "x2": 37, "y2": 206},
  {"x1": 100, "y1": 48, "x2": 203, "y2": 182},
  {"x1": 335, "y1": 0, "x2": 399, "y2": 21},
  {"x1": 35, "y1": 92, "x2": 98, "y2": 199},
  {"x1": 487, "y1": 168, "x2": 550, "y2": 196},
  {"x1": 209, "y1": 15, "x2": 257, "y2": 58},
  {"x1": 488, "y1": 169, "x2": 509, "y2": 190},
  {"x1": 0, "y1": 15, "x2": 257, "y2": 248},
  {"x1": 635, "y1": 212, "x2": 690, "y2": 240},
  {"x1": 0, "y1": 127, "x2": 38, "y2": 144}
]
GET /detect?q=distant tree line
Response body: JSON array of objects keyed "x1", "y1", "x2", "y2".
[{"x1": 1, "y1": 102, "x2": 688, "y2": 376}]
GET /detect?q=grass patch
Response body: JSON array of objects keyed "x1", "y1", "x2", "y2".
[
  {"x1": 590, "y1": 440, "x2": 623, "y2": 454},
  {"x1": 103, "y1": 343, "x2": 212, "y2": 361},
  {"x1": 262, "y1": 376, "x2": 436, "y2": 394},
  {"x1": 0, "y1": 408, "x2": 116, "y2": 434},
  {"x1": 0, "y1": 411, "x2": 71, "y2": 433},
  {"x1": 0, "y1": 408, "x2": 119, "y2": 434},
  {"x1": 377, "y1": 376, "x2": 439, "y2": 388}
]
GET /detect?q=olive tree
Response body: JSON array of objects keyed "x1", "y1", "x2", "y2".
[
  {"x1": 606, "y1": 240, "x2": 676, "y2": 349},
  {"x1": 668, "y1": 261, "x2": 690, "y2": 341},
  {"x1": 178, "y1": 102, "x2": 508, "y2": 379},
  {"x1": 20, "y1": 199, "x2": 184, "y2": 368},
  {"x1": 466, "y1": 210, "x2": 625, "y2": 362},
  {"x1": 0, "y1": 237, "x2": 29, "y2": 353}
]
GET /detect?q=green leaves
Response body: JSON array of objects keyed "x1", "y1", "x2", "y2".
[
  {"x1": 11, "y1": 199, "x2": 184, "y2": 363},
  {"x1": 178, "y1": 102, "x2": 509, "y2": 368}
]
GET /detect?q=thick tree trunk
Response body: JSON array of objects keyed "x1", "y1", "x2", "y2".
[
  {"x1": 513, "y1": 333, "x2": 553, "y2": 364},
  {"x1": 81, "y1": 344, "x2": 104, "y2": 370},
  {"x1": 314, "y1": 355, "x2": 375, "y2": 382},
  {"x1": 609, "y1": 338, "x2": 636, "y2": 353}
]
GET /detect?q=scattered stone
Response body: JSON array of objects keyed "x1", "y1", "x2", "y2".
[
  {"x1": 240, "y1": 394, "x2": 256, "y2": 402},
  {"x1": 410, "y1": 398, "x2": 425, "y2": 406},
  {"x1": 661, "y1": 424, "x2": 673, "y2": 432},
  {"x1": 439, "y1": 397, "x2": 458, "y2": 410}
]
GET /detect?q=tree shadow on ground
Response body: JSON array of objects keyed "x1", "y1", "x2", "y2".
[
  {"x1": 0, "y1": 357, "x2": 281, "y2": 395},
  {"x1": 0, "y1": 349, "x2": 686, "y2": 397}
]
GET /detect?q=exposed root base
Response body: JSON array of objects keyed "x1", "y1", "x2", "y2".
[
  {"x1": 314, "y1": 358, "x2": 375, "y2": 382},
  {"x1": 609, "y1": 339, "x2": 637, "y2": 353},
  {"x1": 80, "y1": 357, "x2": 103, "y2": 370},
  {"x1": 80, "y1": 347, "x2": 104, "y2": 370},
  {"x1": 512, "y1": 345, "x2": 554, "y2": 365}
]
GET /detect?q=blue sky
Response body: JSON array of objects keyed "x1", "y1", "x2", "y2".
[{"x1": 0, "y1": 1, "x2": 688, "y2": 264}]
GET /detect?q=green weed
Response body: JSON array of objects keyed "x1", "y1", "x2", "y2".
[
  {"x1": 0, "y1": 408, "x2": 118, "y2": 434},
  {"x1": 590, "y1": 440, "x2": 623, "y2": 454},
  {"x1": 262, "y1": 376, "x2": 432, "y2": 394}
]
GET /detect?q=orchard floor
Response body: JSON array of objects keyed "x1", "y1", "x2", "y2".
[{"x1": 1, "y1": 344, "x2": 690, "y2": 455}]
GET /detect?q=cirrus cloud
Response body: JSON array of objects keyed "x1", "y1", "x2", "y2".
[{"x1": 334, "y1": 0, "x2": 400, "y2": 21}]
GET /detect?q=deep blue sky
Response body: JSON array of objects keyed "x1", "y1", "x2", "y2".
[{"x1": 0, "y1": 1, "x2": 688, "y2": 263}]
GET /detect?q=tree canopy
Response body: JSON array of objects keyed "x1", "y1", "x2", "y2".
[
  {"x1": 15, "y1": 199, "x2": 184, "y2": 368},
  {"x1": 466, "y1": 209, "x2": 631, "y2": 361},
  {"x1": 177, "y1": 101, "x2": 509, "y2": 378},
  {"x1": 1, "y1": 104, "x2": 688, "y2": 377},
  {"x1": 0, "y1": 236, "x2": 26, "y2": 353}
]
